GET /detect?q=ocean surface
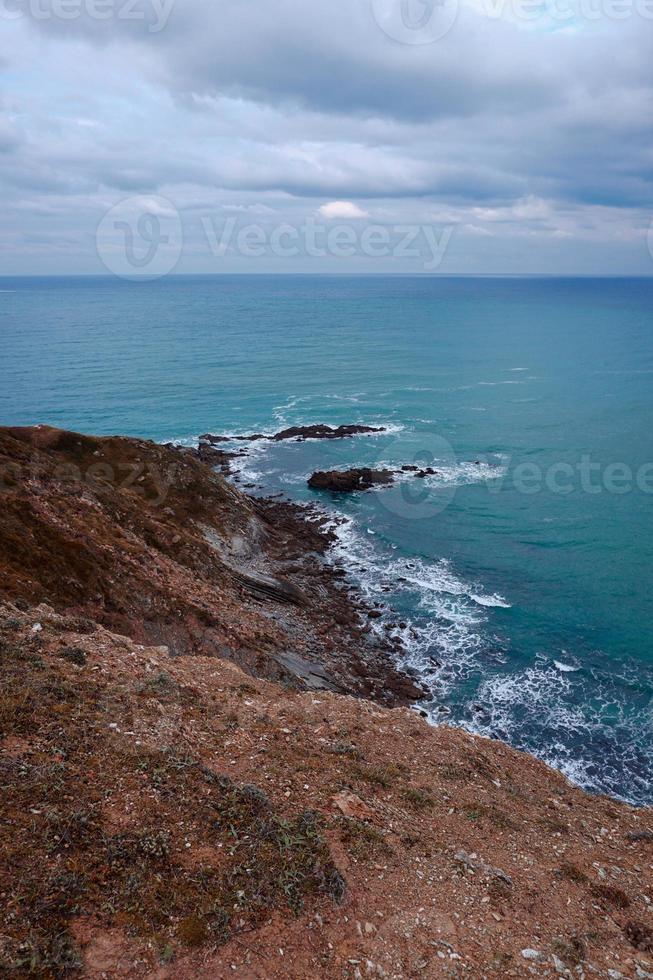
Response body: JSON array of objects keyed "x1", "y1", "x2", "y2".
[{"x1": 2, "y1": 274, "x2": 652, "y2": 805}]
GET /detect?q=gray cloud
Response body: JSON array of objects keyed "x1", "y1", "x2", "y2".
[{"x1": 1, "y1": 0, "x2": 652, "y2": 273}]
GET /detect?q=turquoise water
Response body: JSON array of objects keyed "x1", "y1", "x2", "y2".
[{"x1": 2, "y1": 274, "x2": 652, "y2": 804}]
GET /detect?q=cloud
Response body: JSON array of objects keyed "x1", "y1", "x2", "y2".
[
  {"x1": 318, "y1": 201, "x2": 368, "y2": 219},
  {"x1": 0, "y1": 1, "x2": 652, "y2": 272}
]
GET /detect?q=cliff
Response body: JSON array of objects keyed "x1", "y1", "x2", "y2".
[{"x1": 0, "y1": 426, "x2": 651, "y2": 979}]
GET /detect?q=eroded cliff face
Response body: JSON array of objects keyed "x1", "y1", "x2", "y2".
[
  {"x1": 0, "y1": 425, "x2": 419, "y2": 703},
  {"x1": 0, "y1": 427, "x2": 651, "y2": 980}
]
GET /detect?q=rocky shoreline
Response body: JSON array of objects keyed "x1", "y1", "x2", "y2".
[{"x1": 1, "y1": 424, "x2": 652, "y2": 979}]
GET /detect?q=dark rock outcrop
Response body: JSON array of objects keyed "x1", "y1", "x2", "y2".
[
  {"x1": 308, "y1": 468, "x2": 395, "y2": 492},
  {"x1": 200, "y1": 424, "x2": 385, "y2": 445},
  {"x1": 272, "y1": 423, "x2": 384, "y2": 441}
]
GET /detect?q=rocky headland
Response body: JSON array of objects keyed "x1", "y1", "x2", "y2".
[{"x1": 0, "y1": 425, "x2": 651, "y2": 979}]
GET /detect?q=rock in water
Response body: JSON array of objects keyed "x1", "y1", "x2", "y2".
[
  {"x1": 308, "y1": 468, "x2": 395, "y2": 492},
  {"x1": 200, "y1": 423, "x2": 385, "y2": 444},
  {"x1": 273, "y1": 423, "x2": 385, "y2": 441}
]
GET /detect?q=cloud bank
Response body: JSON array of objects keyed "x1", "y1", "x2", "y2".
[{"x1": 0, "y1": 0, "x2": 652, "y2": 273}]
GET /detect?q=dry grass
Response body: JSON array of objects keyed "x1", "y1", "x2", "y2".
[{"x1": 0, "y1": 622, "x2": 345, "y2": 976}]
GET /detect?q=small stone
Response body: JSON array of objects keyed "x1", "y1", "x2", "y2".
[{"x1": 521, "y1": 949, "x2": 543, "y2": 961}]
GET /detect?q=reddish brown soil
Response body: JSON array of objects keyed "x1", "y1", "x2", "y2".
[{"x1": 0, "y1": 427, "x2": 651, "y2": 979}]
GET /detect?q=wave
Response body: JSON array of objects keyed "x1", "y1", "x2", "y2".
[
  {"x1": 459, "y1": 657, "x2": 653, "y2": 805},
  {"x1": 326, "y1": 514, "x2": 505, "y2": 696},
  {"x1": 470, "y1": 592, "x2": 511, "y2": 608},
  {"x1": 169, "y1": 425, "x2": 652, "y2": 806},
  {"x1": 477, "y1": 380, "x2": 528, "y2": 386},
  {"x1": 382, "y1": 458, "x2": 507, "y2": 489},
  {"x1": 324, "y1": 511, "x2": 651, "y2": 806},
  {"x1": 554, "y1": 659, "x2": 580, "y2": 672}
]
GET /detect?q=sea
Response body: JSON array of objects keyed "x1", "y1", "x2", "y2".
[{"x1": 2, "y1": 273, "x2": 652, "y2": 805}]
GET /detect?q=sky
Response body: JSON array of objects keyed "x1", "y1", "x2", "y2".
[{"x1": 1, "y1": 0, "x2": 652, "y2": 275}]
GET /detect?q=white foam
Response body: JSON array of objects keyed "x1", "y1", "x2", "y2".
[
  {"x1": 470, "y1": 592, "x2": 511, "y2": 608},
  {"x1": 167, "y1": 435, "x2": 202, "y2": 448},
  {"x1": 385, "y1": 459, "x2": 507, "y2": 489},
  {"x1": 326, "y1": 515, "x2": 501, "y2": 695},
  {"x1": 321, "y1": 502, "x2": 650, "y2": 805},
  {"x1": 228, "y1": 439, "x2": 271, "y2": 483},
  {"x1": 477, "y1": 380, "x2": 527, "y2": 386},
  {"x1": 271, "y1": 395, "x2": 312, "y2": 427}
]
